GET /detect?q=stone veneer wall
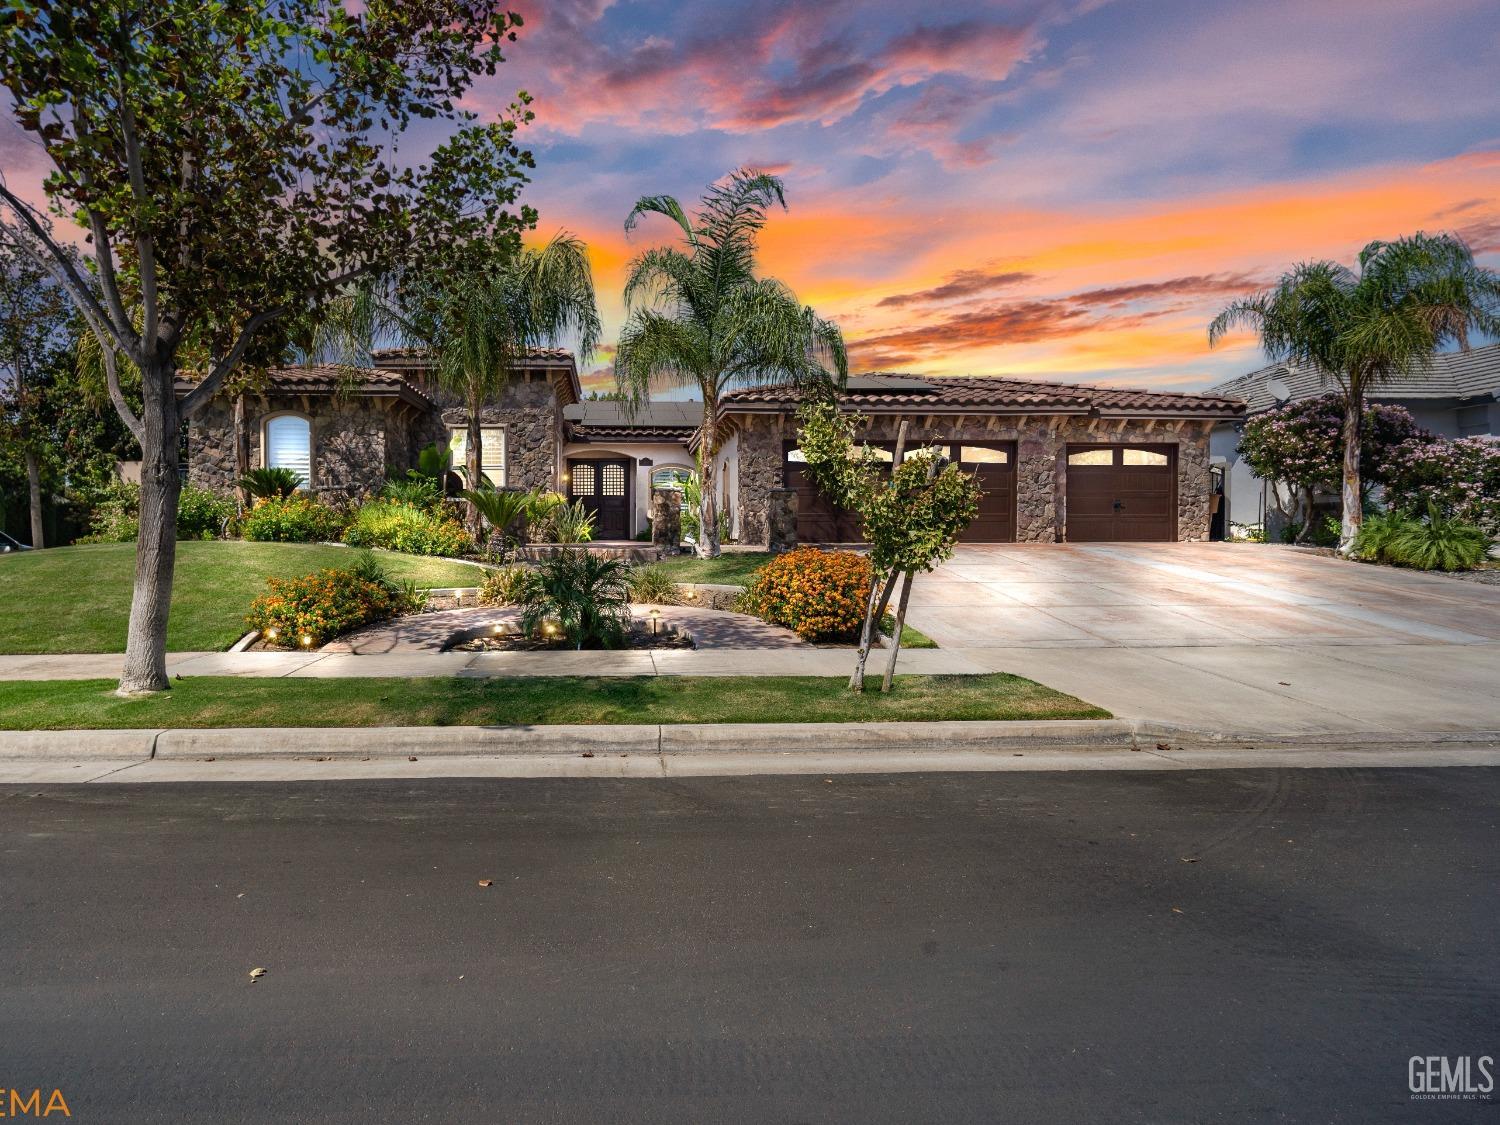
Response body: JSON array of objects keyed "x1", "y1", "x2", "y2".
[
  {"x1": 412, "y1": 373, "x2": 561, "y2": 492},
  {"x1": 732, "y1": 412, "x2": 1216, "y2": 545},
  {"x1": 186, "y1": 394, "x2": 418, "y2": 504}
]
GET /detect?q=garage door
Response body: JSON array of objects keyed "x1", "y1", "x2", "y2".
[
  {"x1": 1065, "y1": 444, "x2": 1176, "y2": 542},
  {"x1": 953, "y1": 442, "x2": 1016, "y2": 543},
  {"x1": 784, "y1": 440, "x2": 1016, "y2": 543}
]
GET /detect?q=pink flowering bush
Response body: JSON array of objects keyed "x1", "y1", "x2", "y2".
[
  {"x1": 1238, "y1": 395, "x2": 1431, "y2": 494},
  {"x1": 1376, "y1": 436, "x2": 1500, "y2": 535}
]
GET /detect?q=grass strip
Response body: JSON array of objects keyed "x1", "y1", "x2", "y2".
[{"x1": 0, "y1": 674, "x2": 1109, "y2": 729}]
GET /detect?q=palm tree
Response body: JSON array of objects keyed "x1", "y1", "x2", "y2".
[
  {"x1": 615, "y1": 169, "x2": 847, "y2": 558},
  {"x1": 409, "y1": 234, "x2": 600, "y2": 529},
  {"x1": 1210, "y1": 233, "x2": 1500, "y2": 553}
]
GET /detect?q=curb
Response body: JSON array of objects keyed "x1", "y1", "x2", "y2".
[{"x1": 2, "y1": 721, "x2": 1498, "y2": 764}]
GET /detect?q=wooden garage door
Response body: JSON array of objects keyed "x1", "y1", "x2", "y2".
[
  {"x1": 1065, "y1": 444, "x2": 1176, "y2": 542},
  {"x1": 784, "y1": 440, "x2": 1017, "y2": 543},
  {"x1": 784, "y1": 441, "x2": 890, "y2": 542},
  {"x1": 954, "y1": 442, "x2": 1016, "y2": 542}
]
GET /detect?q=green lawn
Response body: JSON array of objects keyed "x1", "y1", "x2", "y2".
[
  {"x1": 652, "y1": 551, "x2": 774, "y2": 586},
  {"x1": 0, "y1": 674, "x2": 1109, "y2": 729},
  {"x1": 0, "y1": 541, "x2": 486, "y2": 654}
]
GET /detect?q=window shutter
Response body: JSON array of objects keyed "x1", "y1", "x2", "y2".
[{"x1": 266, "y1": 416, "x2": 311, "y2": 486}]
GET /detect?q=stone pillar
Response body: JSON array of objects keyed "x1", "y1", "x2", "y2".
[
  {"x1": 650, "y1": 488, "x2": 681, "y2": 550},
  {"x1": 767, "y1": 488, "x2": 798, "y2": 553}
]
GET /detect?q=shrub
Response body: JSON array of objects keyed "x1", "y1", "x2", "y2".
[
  {"x1": 246, "y1": 561, "x2": 401, "y2": 648},
  {"x1": 1376, "y1": 436, "x2": 1500, "y2": 535},
  {"x1": 238, "y1": 467, "x2": 302, "y2": 500},
  {"x1": 80, "y1": 480, "x2": 234, "y2": 542},
  {"x1": 518, "y1": 551, "x2": 633, "y2": 649},
  {"x1": 79, "y1": 481, "x2": 141, "y2": 542},
  {"x1": 1353, "y1": 509, "x2": 1410, "y2": 565},
  {"x1": 745, "y1": 548, "x2": 872, "y2": 642},
  {"x1": 241, "y1": 494, "x2": 347, "y2": 543},
  {"x1": 342, "y1": 499, "x2": 472, "y2": 556},
  {"x1": 176, "y1": 484, "x2": 236, "y2": 539},
  {"x1": 527, "y1": 495, "x2": 595, "y2": 543},
  {"x1": 478, "y1": 564, "x2": 535, "y2": 606},
  {"x1": 380, "y1": 475, "x2": 443, "y2": 510},
  {"x1": 1384, "y1": 503, "x2": 1490, "y2": 571},
  {"x1": 627, "y1": 564, "x2": 678, "y2": 604}
]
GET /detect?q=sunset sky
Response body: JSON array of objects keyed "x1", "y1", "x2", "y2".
[
  {"x1": 3, "y1": 1, "x2": 1496, "y2": 398},
  {"x1": 483, "y1": 0, "x2": 1500, "y2": 394}
]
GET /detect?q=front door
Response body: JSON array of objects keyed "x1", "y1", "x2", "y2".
[{"x1": 569, "y1": 459, "x2": 630, "y2": 540}]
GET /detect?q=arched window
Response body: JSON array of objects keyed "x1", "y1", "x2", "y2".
[{"x1": 265, "y1": 414, "x2": 312, "y2": 487}]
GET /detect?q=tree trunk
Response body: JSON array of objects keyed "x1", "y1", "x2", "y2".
[
  {"x1": 118, "y1": 357, "x2": 182, "y2": 695},
  {"x1": 696, "y1": 406, "x2": 721, "y2": 559},
  {"x1": 849, "y1": 567, "x2": 899, "y2": 692},
  {"x1": 1293, "y1": 488, "x2": 1312, "y2": 544},
  {"x1": 24, "y1": 444, "x2": 43, "y2": 549},
  {"x1": 880, "y1": 570, "x2": 915, "y2": 693},
  {"x1": 1338, "y1": 392, "x2": 1362, "y2": 555},
  {"x1": 232, "y1": 392, "x2": 251, "y2": 508},
  {"x1": 466, "y1": 390, "x2": 484, "y2": 539}
]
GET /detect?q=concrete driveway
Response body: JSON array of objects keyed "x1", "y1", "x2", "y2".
[{"x1": 905, "y1": 543, "x2": 1500, "y2": 736}]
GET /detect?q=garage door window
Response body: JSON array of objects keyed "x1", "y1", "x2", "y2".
[
  {"x1": 1122, "y1": 448, "x2": 1169, "y2": 466},
  {"x1": 960, "y1": 445, "x2": 1008, "y2": 464},
  {"x1": 1067, "y1": 448, "x2": 1113, "y2": 466}
]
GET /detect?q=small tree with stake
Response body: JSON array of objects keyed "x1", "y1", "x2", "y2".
[
  {"x1": 0, "y1": 1, "x2": 538, "y2": 694},
  {"x1": 796, "y1": 400, "x2": 980, "y2": 693}
]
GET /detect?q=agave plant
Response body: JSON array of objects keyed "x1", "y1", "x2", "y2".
[
  {"x1": 237, "y1": 466, "x2": 302, "y2": 500},
  {"x1": 518, "y1": 550, "x2": 633, "y2": 649}
]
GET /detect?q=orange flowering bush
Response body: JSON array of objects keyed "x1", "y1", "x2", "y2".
[
  {"x1": 746, "y1": 548, "x2": 872, "y2": 642},
  {"x1": 246, "y1": 566, "x2": 399, "y2": 648}
]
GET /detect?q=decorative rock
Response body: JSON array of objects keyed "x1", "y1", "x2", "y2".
[
  {"x1": 767, "y1": 488, "x2": 798, "y2": 553},
  {"x1": 650, "y1": 488, "x2": 681, "y2": 549}
]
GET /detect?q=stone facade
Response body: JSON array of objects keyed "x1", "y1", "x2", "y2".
[
  {"x1": 186, "y1": 367, "x2": 570, "y2": 503},
  {"x1": 732, "y1": 412, "x2": 1217, "y2": 546},
  {"x1": 649, "y1": 488, "x2": 681, "y2": 549},
  {"x1": 414, "y1": 372, "x2": 561, "y2": 492},
  {"x1": 766, "y1": 489, "x2": 798, "y2": 553},
  {"x1": 186, "y1": 394, "x2": 422, "y2": 504}
]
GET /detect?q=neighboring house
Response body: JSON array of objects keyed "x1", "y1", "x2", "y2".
[
  {"x1": 719, "y1": 374, "x2": 1244, "y2": 544},
  {"x1": 1205, "y1": 341, "x2": 1500, "y2": 532},
  {"x1": 181, "y1": 357, "x2": 1246, "y2": 545}
]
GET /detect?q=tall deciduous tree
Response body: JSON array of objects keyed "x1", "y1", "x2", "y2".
[
  {"x1": 615, "y1": 170, "x2": 847, "y2": 558},
  {"x1": 1210, "y1": 233, "x2": 1500, "y2": 553},
  {"x1": 0, "y1": 1, "x2": 538, "y2": 692},
  {"x1": 0, "y1": 227, "x2": 74, "y2": 547}
]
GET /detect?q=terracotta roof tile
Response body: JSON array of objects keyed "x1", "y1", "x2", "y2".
[
  {"x1": 173, "y1": 365, "x2": 434, "y2": 407},
  {"x1": 370, "y1": 345, "x2": 575, "y2": 362},
  {"x1": 722, "y1": 374, "x2": 1244, "y2": 417}
]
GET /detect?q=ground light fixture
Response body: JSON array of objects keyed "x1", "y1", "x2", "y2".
[
  {"x1": 300, "y1": 635, "x2": 313, "y2": 648},
  {"x1": 648, "y1": 608, "x2": 661, "y2": 635},
  {"x1": 264, "y1": 628, "x2": 278, "y2": 641}
]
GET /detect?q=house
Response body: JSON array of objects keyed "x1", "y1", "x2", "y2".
[
  {"x1": 181, "y1": 356, "x2": 1246, "y2": 545},
  {"x1": 1205, "y1": 342, "x2": 1500, "y2": 532},
  {"x1": 720, "y1": 374, "x2": 1244, "y2": 543}
]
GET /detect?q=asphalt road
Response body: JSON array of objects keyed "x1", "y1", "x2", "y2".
[{"x1": 1, "y1": 769, "x2": 1497, "y2": 1124}]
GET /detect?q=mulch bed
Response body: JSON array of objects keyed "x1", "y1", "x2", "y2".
[{"x1": 449, "y1": 622, "x2": 694, "y2": 652}]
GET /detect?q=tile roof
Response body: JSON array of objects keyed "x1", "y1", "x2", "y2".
[
  {"x1": 721, "y1": 374, "x2": 1244, "y2": 418},
  {"x1": 370, "y1": 345, "x2": 575, "y2": 363},
  {"x1": 1206, "y1": 341, "x2": 1500, "y2": 413},
  {"x1": 563, "y1": 401, "x2": 698, "y2": 444},
  {"x1": 173, "y1": 365, "x2": 433, "y2": 407}
]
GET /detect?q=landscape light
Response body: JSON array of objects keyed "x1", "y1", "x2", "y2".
[
  {"x1": 265, "y1": 628, "x2": 278, "y2": 641},
  {"x1": 649, "y1": 608, "x2": 661, "y2": 635},
  {"x1": 300, "y1": 634, "x2": 313, "y2": 648}
]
